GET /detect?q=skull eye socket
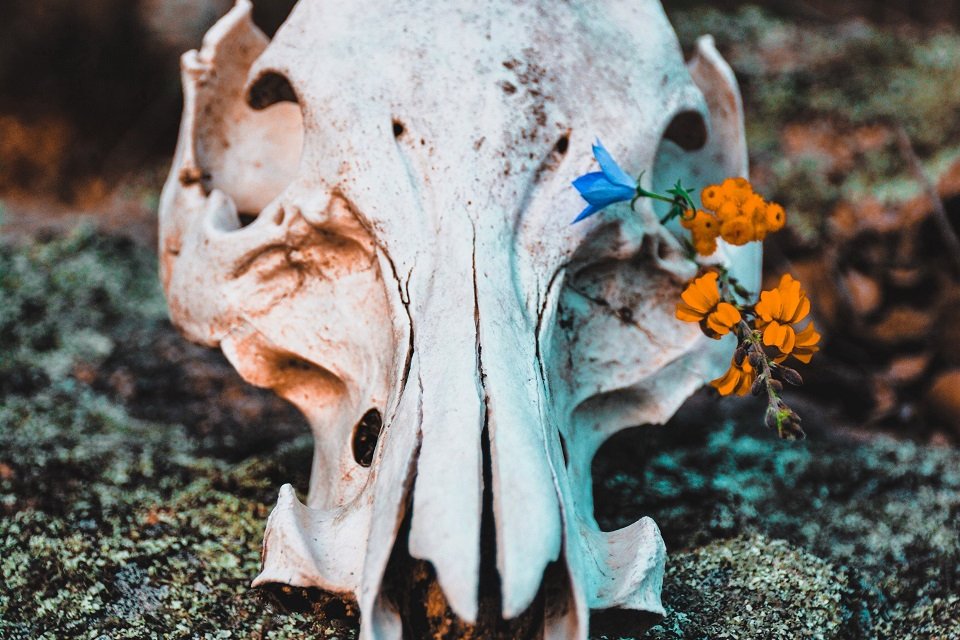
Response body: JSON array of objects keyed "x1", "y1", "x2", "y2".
[
  {"x1": 247, "y1": 70, "x2": 299, "y2": 110},
  {"x1": 661, "y1": 109, "x2": 707, "y2": 152},
  {"x1": 352, "y1": 408, "x2": 384, "y2": 467},
  {"x1": 650, "y1": 107, "x2": 711, "y2": 224}
]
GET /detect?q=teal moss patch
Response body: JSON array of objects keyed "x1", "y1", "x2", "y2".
[{"x1": 592, "y1": 399, "x2": 960, "y2": 639}]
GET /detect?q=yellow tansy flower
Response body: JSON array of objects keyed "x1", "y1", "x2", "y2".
[
  {"x1": 715, "y1": 199, "x2": 741, "y2": 224},
  {"x1": 765, "y1": 202, "x2": 786, "y2": 232},
  {"x1": 700, "y1": 184, "x2": 725, "y2": 210},
  {"x1": 693, "y1": 236, "x2": 718, "y2": 256},
  {"x1": 720, "y1": 177, "x2": 753, "y2": 203},
  {"x1": 720, "y1": 217, "x2": 753, "y2": 246},
  {"x1": 681, "y1": 209, "x2": 721, "y2": 256}
]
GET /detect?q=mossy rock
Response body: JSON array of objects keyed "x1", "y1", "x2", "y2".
[
  {"x1": 648, "y1": 535, "x2": 848, "y2": 640},
  {"x1": 1, "y1": 230, "x2": 958, "y2": 637}
]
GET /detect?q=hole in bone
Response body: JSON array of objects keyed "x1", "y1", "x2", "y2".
[
  {"x1": 238, "y1": 213, "x2": 258, "y2": 228},
  {"x1": 559, "y1": 432, "x2": 569, "y2": 468},
  {"x1": 251, "y1": 1, "x2": 298, "y2": 37},
  {"x1": 661, "y1": 109, "x2": 707, "y2": 151},
  {"x1": 590, "y1": 390, "x2": 728, "y2": 534},
  {"x1": 392, "y1": 119, "x2": 405, "y2": 138},
  {"x1": 656, "y1": 238, "x2": 675, "y2": 261},
  {"x1": 247, "y1": 70, "x2": 299, "y2": 110},
  {"x1": 257, "y1": 583, "x2": 359, "y2": 621},
  {"x1": 554, "y1": 133, "x2": 569, "y2": 156},
  {"x1": 351, "y1": 408, "x2": 383, "y2": 467},
  {"x1": 197, "y1": 68, "x2": 303, "y2": 218}
]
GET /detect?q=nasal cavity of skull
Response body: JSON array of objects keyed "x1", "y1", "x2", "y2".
[
  {"x1": 352, "y1": 408, "x2": 383, "y2": 467},
  {"x1": 202, "y1": 69, "x2": 304, "y2": 228},
  {"x1": 590, "y1": 389, "x2": 717, "y2": 533}
]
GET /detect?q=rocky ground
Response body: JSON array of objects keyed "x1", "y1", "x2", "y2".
[
  {"x1": 2, "y1": 3, "x2": 960, "y2": 639},
  {"x1": 1, "y1": 229, "x2": 958, "y2": 638}
]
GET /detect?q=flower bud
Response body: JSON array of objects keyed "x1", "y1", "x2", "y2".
[
  {"x1": 751, "y1": 375, "x2": 766, "y2": 397},
  {"x1": 764, "y1": 405, "x2": 779, "y2": 430},
  {"x1": 734, "y1": 344, "x2": 747, "y2": 366},
  {"x1": 769, "y1": 379, "x2": 784, "y2": 393},
  {"x1": 779, "y1": 366, "x2": 803, "y2": 386},
  {"x1": 748, "y1": 350, "x2": 764, "y2": 369}
]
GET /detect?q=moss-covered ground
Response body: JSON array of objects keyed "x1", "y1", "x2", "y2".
[{"x1": 1, "y1": 236, "x2": 957, "y2": 638}]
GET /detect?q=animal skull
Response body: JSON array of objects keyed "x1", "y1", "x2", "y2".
[{"x1": 158, "y1": 0, "x2": 758, "y2": 637}]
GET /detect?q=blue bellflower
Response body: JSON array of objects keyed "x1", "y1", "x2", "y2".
[{"x1": 571, "y1": 140, "x2": 638, "y2": 223}]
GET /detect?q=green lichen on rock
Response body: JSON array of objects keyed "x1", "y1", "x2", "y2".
[
  {"x1": 593, "y1": 403, "x2": 960, "y2": 639},
  {"x1": 0, "y1": 228, "x2": 355, "y2": 638},
  {"x1": 647, "y1": 535, "x2": 848, "y2": 640}
]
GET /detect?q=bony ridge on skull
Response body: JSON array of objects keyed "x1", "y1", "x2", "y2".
[{"x1": 158, "y1": 0, "x2": 760, "y2": 637}]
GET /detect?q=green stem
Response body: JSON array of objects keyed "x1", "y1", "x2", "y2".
[
  {"x1": 635, "y1": 188, "x2": 677, "y2": 205},
  {"x1": 738, "y1": 319, "x2": 782, "y2": 423}
]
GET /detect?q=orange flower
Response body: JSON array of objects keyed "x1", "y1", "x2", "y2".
[
  {"x1": 720, "y1": 217, "x2": 753, "y2": 246},
  {"x1": 693, "y1": 236, "x2": 718, "y2": 256},
  {"x1": 720, "y1": 177, "x2": 753, "y2": 203},
  {"x1": 681, "y1": 209, "x2": 721, "y2": 256},
  {"x1": 700, "y1": 184, "x2": 725, "y2": 210},
  {"x1": 765, "y1": 202, "x2": 786, "y2": 232},
  {"x1": 774, "y1": 321, "x2": 821, "y2": 364},
  {"x1": 711, "y1": 354, "x2": 756, "y2": 396},
  {"x1": 676, "y1": 272, "x2": 742, "y2": 338},
  {"x1": 754, "y1": 274, "x2": 813, "y2": 356},
  {"x1": 715, "y1": 200, "x2": 741, "y2": 224}
]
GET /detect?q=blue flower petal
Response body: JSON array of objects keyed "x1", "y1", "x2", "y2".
[
  {"x1": 592, "y1": 140, "x2": 635, "y2": 189},
  {"x1": 577, "y1": 178, "x2": 636, "y2": 207},
  {"x1": 572, "y1": 203, "x2": 601, "y2": 223},
  {"x1": 572, "y1": 171, "x2": 607, "y2": 194}
]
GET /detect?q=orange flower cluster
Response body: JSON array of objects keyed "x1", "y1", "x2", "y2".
[
  {"x1": 682, "y1": 178, "x2": 786, "y2": 256},
  {"x1": 675, "y1": 271, "x2": 822, "y2": 397}
]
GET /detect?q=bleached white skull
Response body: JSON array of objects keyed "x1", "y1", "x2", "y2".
[{"x1": 158, "y1": 0, "x2": 759, "y2": 637}]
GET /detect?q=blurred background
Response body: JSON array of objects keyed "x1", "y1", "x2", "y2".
[{"x1": 1, "y1": 1, "x2": 958, "y2": 638}]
